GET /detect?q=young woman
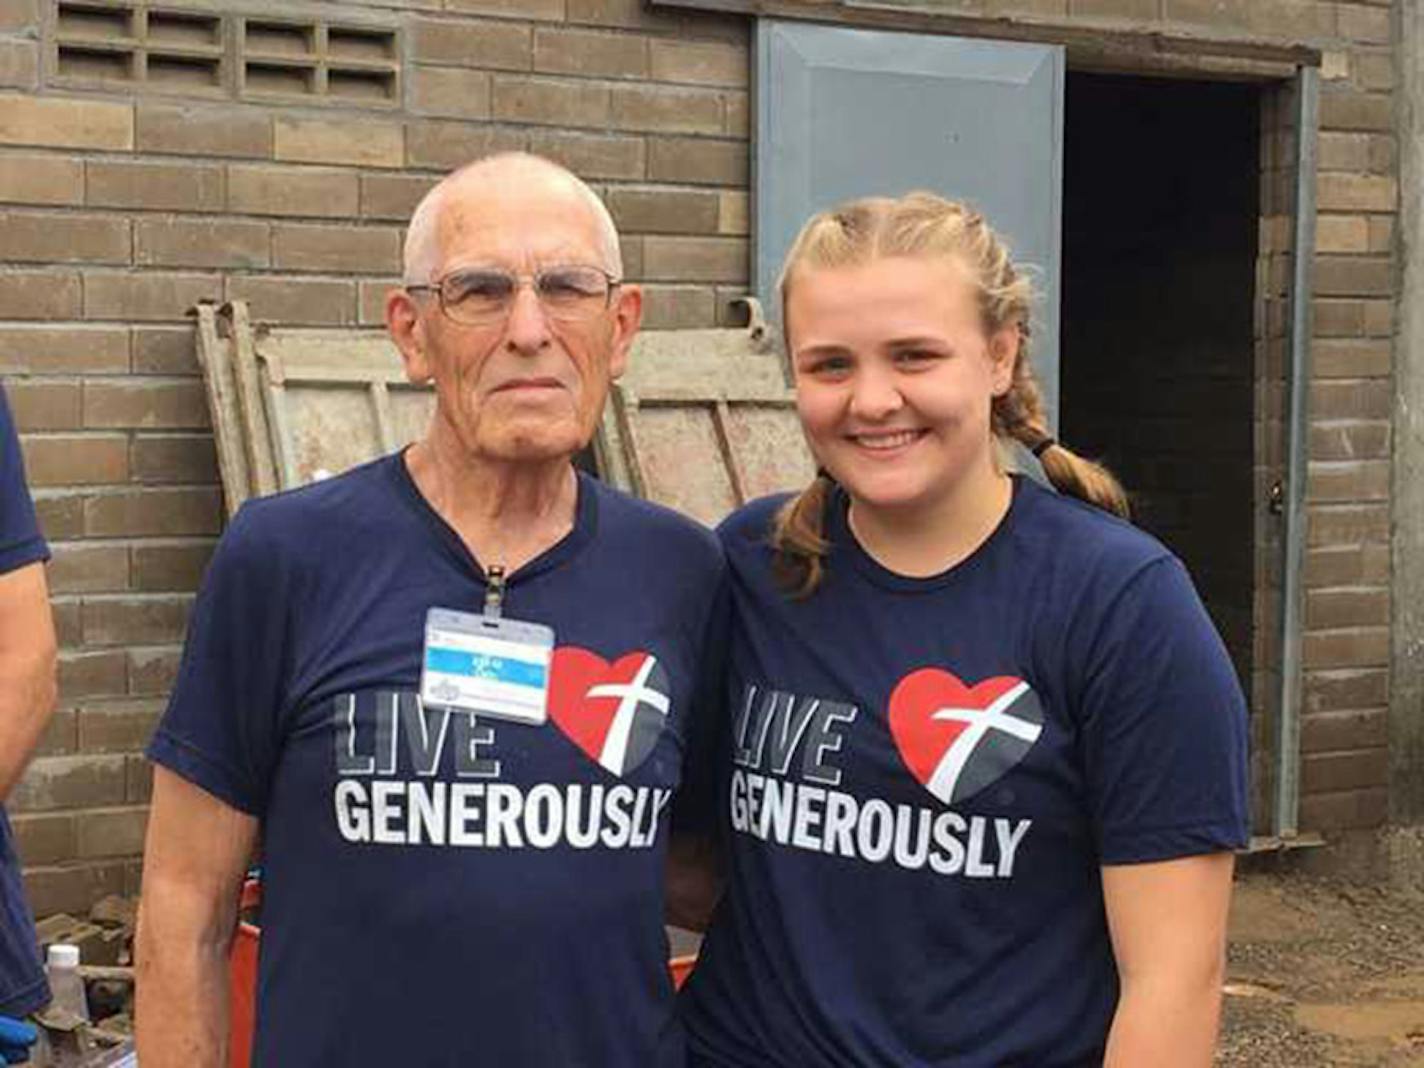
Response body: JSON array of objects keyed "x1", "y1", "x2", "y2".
[{"x1": 680, "y1": 192, "x2": 1249, "y2": 1066}]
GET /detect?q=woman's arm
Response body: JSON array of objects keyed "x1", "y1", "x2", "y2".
[{"x1": 1101, "y1": 852, "x2": 1235, "y2": 1068}]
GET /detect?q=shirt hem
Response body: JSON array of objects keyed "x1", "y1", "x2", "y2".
[
  {"x1": 0, "y1": 539, "x2": 49, "y2": 577},
  {"x1": 1099, "y1": 821, "x2": 1249, "y2": 864},
  {"x1": 147, "y1": 729, "x2": 262, "y2": 817},
  {"x1": 0, "y1": 974, "x2": 49, "y2": 1018}
]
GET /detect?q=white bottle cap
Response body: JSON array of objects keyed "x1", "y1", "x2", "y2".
[{"x1": 47, "y1": 943, "x2": 80, "y2": 968}]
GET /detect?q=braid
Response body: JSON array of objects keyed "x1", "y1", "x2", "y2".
[
  {"x1": 958, "y1": 210, "x2": 1132, "y2": 520},
  {"x1": 771, "y1": 191, "x2": 1133, "y2": 600},
  {"x1": 992, "y1": 345, "x2": 1130, "y2": 519}
]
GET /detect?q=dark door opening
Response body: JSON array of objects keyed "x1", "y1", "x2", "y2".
[{"x1": 1060, "y1": 73, "x2": 1262, "y2": 686}]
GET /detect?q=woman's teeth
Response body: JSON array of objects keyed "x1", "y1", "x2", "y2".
[{"x1": 852, "y1": 430, "x2": 921, "y2": 450}]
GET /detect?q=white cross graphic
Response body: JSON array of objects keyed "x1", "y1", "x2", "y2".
[
  {"x1": 587, "y1": 656, "x2": 669, "y2": 774},
  {"x1": 925, "y1": 681, "x2": 1042, "y2": 804}
]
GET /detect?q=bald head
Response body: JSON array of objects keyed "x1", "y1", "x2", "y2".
[{"x1": 402, "y1": 153, "x2": 622, "y2": 285}]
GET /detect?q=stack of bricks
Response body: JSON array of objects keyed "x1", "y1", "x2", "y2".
[{"x1": 0, "y1": 0, "x2": 1404, "y2": 913}]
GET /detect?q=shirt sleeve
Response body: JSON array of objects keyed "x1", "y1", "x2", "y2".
[
  {"x1": 1076, "y1": 555, "x2": 1251, "y2": 864},
  {"x1": 0, "y1": 386, "x2": 48, "y2": 575},
  {"x1": 145, "y1": 504, "x2": 292, "y2": 816}
]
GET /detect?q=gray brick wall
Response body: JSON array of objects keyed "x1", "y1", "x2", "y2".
[{"x1": 0, "y1": 0, "x2": 1403, "y2": 911}]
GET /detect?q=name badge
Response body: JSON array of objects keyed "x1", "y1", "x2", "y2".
[{"x1": 420, "y1": 607, "x2": 554, "y2": 726}]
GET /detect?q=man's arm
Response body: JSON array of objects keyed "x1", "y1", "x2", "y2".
[
  {"x1": 0, "y1": 562, "x2": 56, "y2": 801},
  {"x1": 135, "y1": 768, "x2": 259, "y2": 1068},
  {"x1": 1101, "y1": 852, "x2": 1235, "y2": 1068}
]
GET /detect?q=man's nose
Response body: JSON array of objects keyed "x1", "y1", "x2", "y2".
[
  {"x1": 503, "y1": 282, "x2": 553, "y2": 353},
  {"x1": 848, "y1": 367, "x2": 903, "y2": 420}
]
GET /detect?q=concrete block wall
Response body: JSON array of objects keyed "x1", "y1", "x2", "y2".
[
  {"x1": 1297, "y1": 7, "x2": 1398, "y2": 833},
  {"x1": 0, "y1": 0, "x2": 1404, "y2": 912}
]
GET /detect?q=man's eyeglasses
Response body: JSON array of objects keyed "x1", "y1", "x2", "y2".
[{"x1": 406, "y1": 265, "x2": 621, "y2": 326}]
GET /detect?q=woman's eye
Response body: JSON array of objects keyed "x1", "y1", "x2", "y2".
[
  {"x1": 806, "y1": 357, "x2": 851, "y2": 376},
  {"x1": 896, "y1": 349, "x2": 939, "y2": 365}
]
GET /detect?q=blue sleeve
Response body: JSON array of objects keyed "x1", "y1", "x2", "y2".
[
  {"x1": 1077, "y1": 556, "x2": 1250, "y2": 864},
  {"x1": 0, "y1": 386, "x2": 48, "y2": 575},
  {"x1": 145, "y1": 505, "x2": 292, "y2": 816},
  {"x1": 671, "y1": 568, "x2": 731, "y2": 837}
]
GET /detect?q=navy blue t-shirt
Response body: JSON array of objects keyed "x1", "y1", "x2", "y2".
[
  {"x1": 681, "y1": 477, "x2": 1250, "y2": 1067},
  {"x1": 0, "y1": 383, "x2": 51, "y2": 1017},
  {"x1": 148, "y1": 453, "x2": 725, "y2": 1067}
]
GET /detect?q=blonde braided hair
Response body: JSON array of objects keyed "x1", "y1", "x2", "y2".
[{"x1": 771, "y1": 192, "x2": 1129, "y2": 597}]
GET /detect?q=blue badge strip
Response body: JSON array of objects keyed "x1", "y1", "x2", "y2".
[{"x1": 425, "y1": 647, "x2": 547, "y2": 688}]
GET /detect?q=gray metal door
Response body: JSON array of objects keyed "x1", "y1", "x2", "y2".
[{"x1": 756, "y1": 21, "x2": 1065, "y2": 426}]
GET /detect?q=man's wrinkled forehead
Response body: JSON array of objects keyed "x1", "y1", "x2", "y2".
[{"x1": 432, "y1": 171, "x2": 607, "y2": 272}]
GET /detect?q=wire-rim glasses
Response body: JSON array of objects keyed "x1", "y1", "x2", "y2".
[{"x1": 406, "y1": 265, "x2": 621, "y2": 326}]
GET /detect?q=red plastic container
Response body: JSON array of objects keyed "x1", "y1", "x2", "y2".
[
  {"x1": 669, "y1": 953, "x2": 697, "y2": 989},
  {"x1": 227, "y1": 881, "x2": 698, "y2": 1067},
  {"x1": 228, "y1": 880, "x2": 262, "y2": 1068}
]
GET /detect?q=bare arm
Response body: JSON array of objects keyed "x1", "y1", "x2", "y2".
[
  {"x1": 665, "y1": 831, "x2": 723, "y2": 933},
  {"x1": 135, "y1": 768, "x2": 259, "y2": 1068},
  {"x1": 1101, "y1": 852, "x2": 1235, "y2": 1068},
  {"x1": 0, "y1": 562, "x2": 56, "y2": 801}
]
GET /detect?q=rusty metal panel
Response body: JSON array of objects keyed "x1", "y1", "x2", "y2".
[
  {"x1": 252, "y1": 325, "x2": 432, "y2": 489},
  {"x1": 192, "y1": 302, "x2": 252, "y2": 518},
  {"x1": 597, "y1": 302, "x2": 812, "y2": 525},
  {"x1": 605, "y1": 385, "x2": 812, "y2": 527},
  {"x1": 195, "y1": 297, "x2": 813, "y2": 528},
  {"x1": 605, "y1": 296, "x2": 815, "y2": 524},
  {"x1": 229, "y1": 303, "x2": 279, "y2": 500},
  {"x1": 721, "y1": 402, "x2": 814, "y2": 502},
  {"x1": 276, "y1": 386, "x2": 386, "y2": 484},
  {"x1": 388, "y1": 388, "x2": 433, "y2": 447},
  {"x1": 191, "y1": 302, "x2": 433, "y2": 509},
  {"x1": 617, "y1": 397, "x2": 740, "y2": 522}
]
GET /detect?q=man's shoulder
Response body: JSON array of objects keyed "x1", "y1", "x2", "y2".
[
  {"x1": 220, "y1": 456, "x2": 397, "y2": 567},
  {"x1": 588, "y1": 476, "x2": 722, "y2": 570}
]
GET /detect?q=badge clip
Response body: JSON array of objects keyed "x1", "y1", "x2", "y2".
[{"x1": 483, "y1": 564, "x2": 506, "y2": 622}]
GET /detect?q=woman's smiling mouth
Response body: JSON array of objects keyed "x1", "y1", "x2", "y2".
[{"x1": 845, "y1": 429, "x2": 929, "y2": 452}]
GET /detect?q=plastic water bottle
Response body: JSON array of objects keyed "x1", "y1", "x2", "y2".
[
  {"x1": 44, "y1": 944, "x2": 89, "y2": 1024},
  {"x1": 35, "y1": 942, "x2": 92, "y2": 1066}
]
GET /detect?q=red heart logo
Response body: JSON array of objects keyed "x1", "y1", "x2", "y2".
[
  {"x1": 888, "y1": 668, "x2": 1043, "y2": 806},
  {"x1": 548, "y1": 647, "x2": 670, "y2": 777}
]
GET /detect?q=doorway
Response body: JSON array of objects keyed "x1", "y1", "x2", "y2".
[{"x1": 1060, "y1": 73, "x2": 1263, "y2": 690}]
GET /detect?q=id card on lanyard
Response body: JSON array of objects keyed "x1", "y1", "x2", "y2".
[{"x1": 420, "y1": 567, "x2": 554, "y2": 726}]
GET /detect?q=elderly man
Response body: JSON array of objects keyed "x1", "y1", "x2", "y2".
[
  {"x1": 136, "y1": 154, "x2": 725, "y2": 1066},
  {"x1": 0, "y1": 384, "x2": 57, "y2": 1060}
]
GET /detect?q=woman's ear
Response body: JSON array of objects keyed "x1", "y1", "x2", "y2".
[{"x1": 988, "y1": 325, "x2": 1020, "y2": 397}]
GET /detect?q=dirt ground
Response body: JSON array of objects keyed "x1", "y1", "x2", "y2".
[{"x1": 1220, "y1": 868, "x2": 1424, "y2": 1066}]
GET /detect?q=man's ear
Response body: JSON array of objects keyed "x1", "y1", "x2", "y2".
[
  {"x1": 386, "y1": 288, "x2": 433, "y2": 383},
  {"x1": 606, "y1": 284, "x2": 643, "y2": 381},
  {"x1": 988, "y1": 324, "x2": 1020, "y2": 397}
]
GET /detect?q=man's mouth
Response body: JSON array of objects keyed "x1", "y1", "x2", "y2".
[
  {"x1": 495, "y1": 377, "x2": 564, "y2": 393},
  {"x1": 845, "y1": 429, "x2": 927, "y2": 451}
]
